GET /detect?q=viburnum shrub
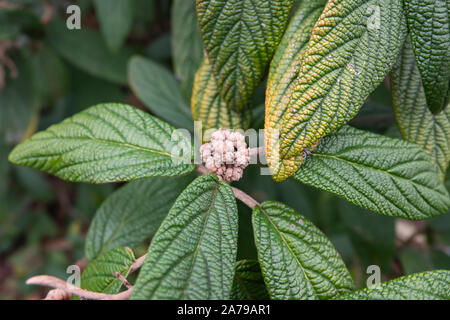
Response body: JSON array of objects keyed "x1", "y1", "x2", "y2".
[{"x1": 8, "y1": 0, "x2": 450, "y2": 300}]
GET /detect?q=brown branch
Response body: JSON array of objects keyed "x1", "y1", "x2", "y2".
[
  {"x1": 28, "y1": 253, "x2": 147, "y2": 300},
  {"x1": 114, "y1": 272, "x2": 132, "y2": 289},
  {"x1": 231, "y1": 186, "x2": 260, "y2": 209},
  {"x1": 27, "y1": 275, "x2": 134, "y2": 300},
  {"x1": 74, "y1": 257, "x2": 89, "y2": 273},
  {"x1": 196, "y1": 165, "x2": 209, "y2": 175},
  {"x1": 130, "y1": 254, "x2": 147, "y2": 273},
  {"x1": 196, "y1": 165, "x2": 261, "y2": 210},
  {"x1": 44, "y1": 289, "x2": 72, "y2": 300}
]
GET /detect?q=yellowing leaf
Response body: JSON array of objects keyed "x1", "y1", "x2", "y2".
[
  {"x1": 265, "y1": 0, "x2": 328, "y2": 181},
  {"x1": 275, "y1": 0, "x2": 407, "y2": 181},
  {"x1": 191, "y1": 58, "x2": 251, "y2": 142}
]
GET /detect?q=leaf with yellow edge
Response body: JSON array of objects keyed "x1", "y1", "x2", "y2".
[
  {"x1": 276, "y1": 0, "x2": 407, "y2": 182},
  {"x1": 191, "y1": 58, "x2": 251, "y2": 143},
  {"x1": 265, "y1": 0, "x2": 328, "y2": 181}
]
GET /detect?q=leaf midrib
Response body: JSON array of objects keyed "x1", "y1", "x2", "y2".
[
  {"x1": 182, "y1": 182, "x2": 219, "y2": 299},
  {"x1": 21, "y1": 135, "x2": 191, "y2": 162},
  {"x1": 310, "y1": 152, "x2": 443, "y2": 195},
  {"x1": 257, "y1": 205, "x2": 315, "y2": 298}
]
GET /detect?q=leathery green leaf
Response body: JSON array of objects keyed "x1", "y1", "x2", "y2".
[
  {"x1": 231, "y1": 260, "x2": 269, "y2": 300},
  {"x1": 252, "y1": 201, "x2": 354, "y2": 299},
  {"x1": 191, "y1": 58, "x2": 252, "y2": 142},
  {"x1": 404, "y1": 0, "x2": 450, "y2": 114},
  {"x1": 391, "y1": 37, "x2": 450, "y2": 181},
  {"x1": 9, "y1": 103, "x2": 196, "y2": 183},
  {"x1": 81, "y1": 247, "x2": 135, "y2": 294},
  {"x1": 276, "y1": 0, "x2": 407, "y2": 181},
  {"x1": 343, "y1": 270, "x2": 450, "y2": 300},
  {"x1": 93, "y1": 0, "x2": 135, "y2": 52},
  {"x1": 171, "y1": 0, "x2": 203, "y2": 99},
  {"x1": 85, "y1": 175, "x2": 193, "y2": 259},
  {"x1": 0, "y1": 51, "x2": 37, "y2": 145},
  {"x1": 294, "y1": 126, "x2": 450, "y2": 220},
  {"x1": 128, "y1": 56, "x2": 193, "y2": 130},
  {"x1": 46, "y1": 20, "x2": 132, "y2": 85},
  {"x1": 132, "y1": 174, "x2": 238, "y2": 299},
  {"x1": 196, "y1": 0, "x2": 294, "y2": 111},
  {"x1": 265, "y1": 0, "x2": 327, "y2": 181}
]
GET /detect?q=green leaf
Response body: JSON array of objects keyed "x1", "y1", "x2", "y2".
[
  {"x1": 147, "y1": 33, "x2": 172, "y2": 61},
  {"x1": 191, "y1": 58, "x2": 251, "y2": 142},
  {"x1": 15, "y1": 167, "x2": 53, "y2": 202},
  {"x1": 294, "y1": 126, "x2": 450, "y2": 220},
  {"x1": 0, "y1": 51, "x2": 37, "y2": 145},
  {"x1": 67, "y1": 66, "x2": 126, "y2": 114},
  {"x1": 9, "y1": 103, "x2": 196, "y2": 183},
  {"x1": 391, "y1": 37, "x2": 450, "y2": 181},
  {"x1": 128, "y1": 56, "x2": 193, "y2": 129},
  {"x1": 85, "y1": 175, "x2": 193, "y2": 259},
  {"x1": 276, "y1": 0, "x2": 407, "y2": 181},
  {"x1": 46, "y1": 19, "x2": 132, "y2": 84},
  {"x1": 266, "y1": 0, "x2": 327, "y2": 109},
  {"x1": 93, "y1": 0, "x2": 135, "y2": 52},
  {"x1": 0, "y1": 10, "x2": 19, "y2": 40},
  {"x1": 399, "y1": 248, "x2": 433, "y2": 275},
  {"x1": 231, "y1": 260, "x2": 269, "y2": 300},
  {"x1": 78, "y1": 0, "x2": 93, "y2": 14},
  {"x1": 81, "y1": 247, "x2": 135, "y2": 294},
  {"x1": 134, "y1": 0, "x2": 155, "y2": 23},
  {"x1": 265, "y1": 0, "x2": 327, "y2": 181},
  {"x1": 0, "y1": 8, "x2": 43, "y2": 40},
  {"x1": 252, "y1": 201, "x2": 354, "y2": 299},
  {"x1": 250, "y1": 103, "x2": 265, "y2": 129},
  {"x1": 31, "y1": 45, "x2": 68, "y2": 106},
  {"x1": 404, "y1": 0, "x2": 449, "y2": 114},
  {"x1": 197, "y1": 0, "x2": 294, "y2": 111},
  {"x1": 171, "y1": 0, "x2": 203, "y2": 99},
  {"x1": 431, "y1": 250, "x2": 450, "y2": 270},
  {"x1": 132, "y1": 174, "x2": 238, "y2": 299},
  {"x1": 343, "y1": 270, "x2": 450, "y2": 300}
]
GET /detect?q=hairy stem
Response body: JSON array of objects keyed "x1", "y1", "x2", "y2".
[
  {"x1": 27, "y1": 275, "x2": 134, "y2": 300},
  {"x1": 130, "y1": 254, "x2": 147, "y2": 272},
  {"x1": 27, "y1": 253, "x2": 147, "y2": 300},
  {"x1": 231, "y1": 186, "x2": 260, "y2": 209},
  {"x1": 196, "y1": 165, "x2": 261, "y2": 209}
]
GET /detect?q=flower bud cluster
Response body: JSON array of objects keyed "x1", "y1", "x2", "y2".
[{"x1": 200, "y1": 129, "x2": 249, "y2": 182}]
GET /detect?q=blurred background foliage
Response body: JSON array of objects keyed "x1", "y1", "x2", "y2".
[{"x1": 0, "y1": 0, "x2": 449, "y2": 299}]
